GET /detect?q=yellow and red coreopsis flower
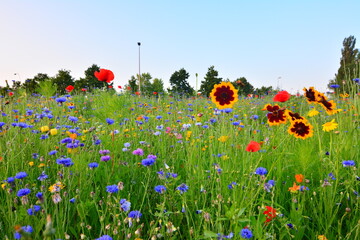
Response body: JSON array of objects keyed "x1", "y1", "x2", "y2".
[
  {"x1": 285, "y1": 110, "x2": 305, "y2": 122},
  {"x1": 262, "y1": 104, "x2": 287, "y2": 126},
  {"x1": 287, "y1": 119, "x2": 313, "y2": 139},
  {"x1": 210, "y1": 82, "x2": 238, "y2": 109},
  {"x1": 303, "y1": 87, "x2": 324, "y2": 103}
]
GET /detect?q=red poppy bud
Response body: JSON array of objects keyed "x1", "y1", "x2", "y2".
[
  {"x1": 94, "y1": 69, "x2": 114, "y2": 83},
  {"x1": 273, "y1": 91, "x2": 290, "y2": 102},
  {"x1": 245, "y1": 141, "x2": 261, "y2": 152}
]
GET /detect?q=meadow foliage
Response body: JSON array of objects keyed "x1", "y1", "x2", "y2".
[{"x1": 0, "y1": 81, "x2": 359, "y2": 239}]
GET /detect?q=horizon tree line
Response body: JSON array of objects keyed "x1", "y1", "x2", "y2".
[{"x1": 1, "y1": 35, "x2": 358, "y2": 97}]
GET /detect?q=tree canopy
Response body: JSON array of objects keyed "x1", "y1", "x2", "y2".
[{"x1": 168, "y1": 68, "x2": 194, "y2": 97}]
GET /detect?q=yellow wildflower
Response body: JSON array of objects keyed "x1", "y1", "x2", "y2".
[
  {"x1": 318, "y1": 235, "x2": 328, "y2": 240},
  {"x1": 307, "y1": 109, "x2": 320, "y2": 117},
  {"x1": 218, "y1": 136, "x2": 229, "y2": 142},
  {"x1": 49, "y1": 128, "x2": 58, "y2": 135},
  {"x1": 40, "y1": 126, "x2": 49, "y2": 133},
  {"x1": 28, "y1": 161, "x2": 34, "y2": 167},
  {"x1": 322, "y1": 119, "x2": 338, "y2": 132}
]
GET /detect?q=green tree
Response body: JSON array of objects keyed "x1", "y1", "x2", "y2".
[
  {"x1": 329, "y1": 35, "x2": 359, "y2": 93},
  {"x1": 51, "y1": 69, "x2": 75, "y2": 94},
  {"x1": 255, "y1": 86, "x2": 273, "y2": 96},
  {"x1": 22, "y1": 73, "x2": 49, "y2": 94},
  {"x1": 199, "y1": 66, "x2": 222, "y2": 97},
  {"x1": 168, "y1": 68, "x2": 194, "y2": 97},
  {"x1": 152, "y1": 78, "x2": 165, "y2": 94},
  {"x1": 125, "y1": 73, "x2": 154, "y2": 95},
  {"x1": 232, "y1": 77, "x2": 254, "y2": 96}
]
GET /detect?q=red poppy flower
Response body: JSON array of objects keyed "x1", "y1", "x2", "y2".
[
  {"x1": 153, "y1": 92, "x2": 157, "y2": 95},
  {"x1": 94, "y1": 69, "x2": 114, "y2": 83},
  {"x1": 263, "y1": 206, "x2": 276, "y2": 223},
  {"x1": 108, "y1": 85, "x2": 113, "y2": 88},
  {"x1": 273, "y1": 91, "x2": 290, "y2": 102},
  {"x1": 65, "y1": 85, "x2": 74, "y2": 92},
  {"x1": 118, "y1": 86, "x2": 122, "y2": 89},
  {"x1": 245, "y1": 141, "x2": 261, "y2": 152},
  {"x1": 8, "y1": 92, "x2": 14, "y2": 96},
  {"x1": 81, "y1": 88, "x2": 87, "y2": 92},
  {"x1": 135, "y1": 91, "x2": 140, "y2": 95}
]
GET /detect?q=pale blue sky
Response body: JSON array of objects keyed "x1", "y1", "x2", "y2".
[{"x1": 1, "y1": 1, "x2": 359, "y2": 93}]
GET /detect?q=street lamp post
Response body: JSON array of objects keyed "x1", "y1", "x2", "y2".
[{"x1": 137, "y1": 42, "x2": 141, "y2": 94}]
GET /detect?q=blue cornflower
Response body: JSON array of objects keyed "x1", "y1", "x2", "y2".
[
  {"x1": 255, "y1": 167, "x2": 268, "y2": 176},
  {"x1": 88, "y1": 162, "x2": 99, "y2": 169},
  {"x1": 37, "y1": 171, "x2": 48, "y2": 181},
  {"x1": 0, "y1": 122, "x2": 5, "y2": 128},
  {"x1": 56, "y1": 157, "x2": 74, "y2": 167},
  {"x1": 14, "y1": 232, "x2": 22, "y2": 239},
  {"x1": 106, "y1": 185, "x2": 119, "y2": 193},
  {"x1": 94, "y1": 139, "x2": 101, "y2": 145},
  {"x1": 120, "y1": 199, "x2": 131, "y2": 212},
  {"x1": 228, "y1": 182, "x2": 237, "y2": 190},
  {"x1": 264, "y1": 180, "x2": 275, "y2": 192},
  {"x1": 141, "y1": 158, "x2": 155, "y2": 166},
  {"x1": 48, "y1": 150, "x2": 57, "y2": 155},
  {"x1": 147, "y1": 154, "x2": 157, "y2": 160},
  {"x1": 154, "y1": 185, "x2": 167, "y2": 194},
  {"x1": 124, "y1": 142, "x2": 131, "y2": 148},
  {"x1": 128, "y1": 210, "x2": 142, "y2": 218},
  {"x1": 96, "y1": 235, "x2": 113, "y2": 240},
  {"x1": 240, "y1": 228, "x2": 253, "y2": 239},
  {"x1": 40, "y1": 134, "x2": 49, "y2": 140},
  {"x1": 342, "y1": 160, "x2": 355, "y2": 167},
  {"x1": 176, "y1": 183, "x2": 189, "y2": 194},
  {"x1": 60, "y1": 137, "x2": 73, "y2": 144},
  {"x1": 6, "y1": 177, "x2": 15, "y2": 183},
  {"x1": 69, "y1": 198, "x2": 76, "y2": 203},
  {"x1": 55, "y1": 97, "x2": 67, "y2": 103},
  {"x1": 15, "y1": 172, "x2": 28, "y2": 179},
  {"x1": 100, "y1": 155, "x2": 111, "y2": 162},
  {"x1": 330, "y1": 84, "x2": 340, "y2": 88},
  {"x1": 223, "y1": 108, "x2": 233, "y2": 113},
  {"x1": 328, "y1": 172, "x2": 336, "y2": 180},
  {"x1": 99, "y1": 150, "x2": 110, "y2": 155},
  {"x1": 17, "y1": 188, "x2": 31, "y2": 197},
  {"x1": 106, "y1": 118, "x2": 115, "y2": 125},
  {"x1": 22, "y1": 225, "x2": 33, "y2": 233},
  {"x1": 68, "y1": 116, "x2": 78, "y2": 122},
  {"x1": 36, "y1": 192, "x2": 43, "y2": 199}
]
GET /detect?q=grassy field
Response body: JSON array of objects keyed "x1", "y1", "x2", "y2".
[{"x1": 0, "y1": 87, "x2": 359, "y2": 240}]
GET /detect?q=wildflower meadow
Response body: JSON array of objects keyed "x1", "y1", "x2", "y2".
[{"x1": 0, "y1": 74, "x2": 359, "y2": 240}]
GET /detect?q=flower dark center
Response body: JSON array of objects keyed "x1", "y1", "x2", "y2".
[
  {"x1": 291, "y1": 122, "x2": 309, "y2": 137},
  {"x1": 214, "y1": 86, "x2": 234, "y2": 106}
]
